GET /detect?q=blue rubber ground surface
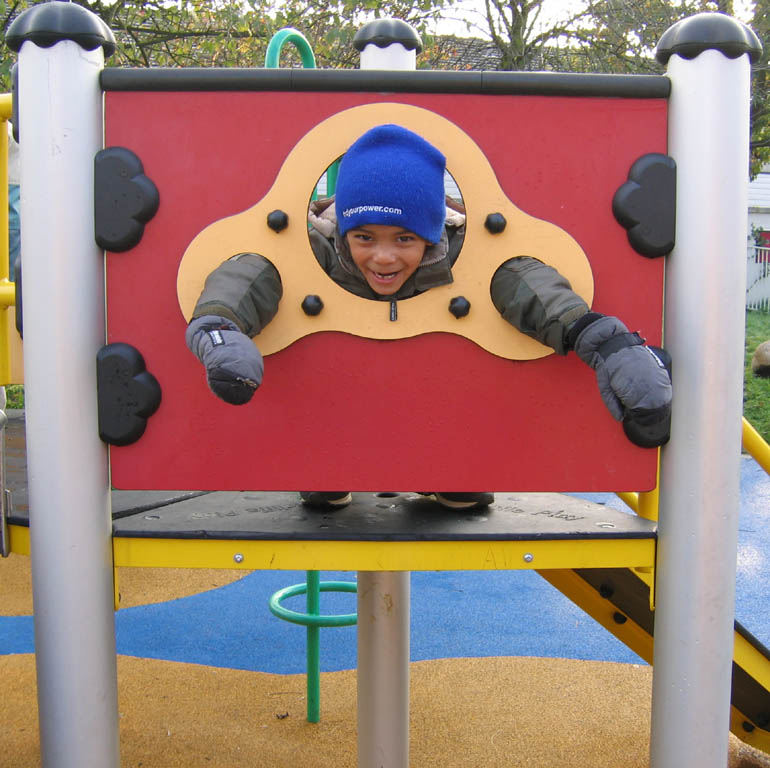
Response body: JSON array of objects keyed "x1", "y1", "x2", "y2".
[{"x1": 2, "y1": 456, "x2": 768, "y2": 674}]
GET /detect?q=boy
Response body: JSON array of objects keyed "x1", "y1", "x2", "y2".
[{"x1": 186, "y1": 125, "x2": 672, "y2": 509}]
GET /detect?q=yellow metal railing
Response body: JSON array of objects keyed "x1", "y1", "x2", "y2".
[
  {"x1": 617, "y1": 420, "x2": 770, "y2": 521},
  {"x1": 0, "y1": 91, "x2": 13, "y2": 294},
  {"x1": 743, "y1": 417, "x2": 770, "y2": 475},
  {"x1": 616, "y1": 473, "x2": 658, "y2": 521},
  {"x1": 0, "y1": 92, "x2": 21, "y2": 386}
]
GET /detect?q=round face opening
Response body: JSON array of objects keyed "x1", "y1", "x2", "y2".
[{"x1": 307, "y1": 159, "x2": 466, "y2": 300}]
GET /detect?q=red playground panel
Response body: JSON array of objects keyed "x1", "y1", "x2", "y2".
[{"x1": 104, "y1": 89, "x2": 667, "y2": 492}]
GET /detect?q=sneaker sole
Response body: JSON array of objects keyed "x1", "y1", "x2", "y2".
[
  {"x1": 301, "y1": 492, "x2": 353, "y2": 507},
  {"x1": 434, "y1": 494, "x2": 493, "y2": 510}
]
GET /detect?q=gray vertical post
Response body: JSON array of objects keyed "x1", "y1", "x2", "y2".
[
  {"x1": 7, "y1": 5, "x2": 119, "y2": 767},
  {"x1": 357, "y1": 571, "x2": 411, "y2": 768},
  {"x1": 353, "y1": 18, "x2": 422, "y2": 768},
  {"x1": 651, "y1": 14, "x2": 761, "y2": 768}
]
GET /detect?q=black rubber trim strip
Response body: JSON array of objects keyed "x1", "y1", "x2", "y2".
[
  {"x1": 108, "y1": 528, "x2": 656, "y2": 542},
  {"x1": 101, "y1": 67, "x2": 671, "y2": 99}
]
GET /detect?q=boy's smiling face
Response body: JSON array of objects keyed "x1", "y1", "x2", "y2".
[{"x1": 346, "y1": 224, "x2": 428, "y2": 296}]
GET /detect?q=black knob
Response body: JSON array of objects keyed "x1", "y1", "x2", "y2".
[
  {"x1": 485, "y1": 213, "x2": 507, "y2": 234},
  {"x1": 449, "y1": 297, "x2": 471, "y2": 318},
  {"x1": 301, "y1": 295, "x2": 324, "y2": 316},
  {"x1": 267, "y1": 210, "x2": 289, "y2": 232}
]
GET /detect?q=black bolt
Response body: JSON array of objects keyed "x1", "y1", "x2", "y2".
[
  {"x1": 449, "y1": 296, "x2": 471, "y2": 318},
  {"x1": 599, "y1": 584, "x2": 614, "y2": 599},
  {"x1": 485, "y1": 213, "x2": 507, "y2": 234},
  {"x1": 612, "y1": 612, "x2": 627, "y2": 625},
  {"x1": 267, "y1": 210, "x2": 289, "y2": 232},
  {"x1": 743, "y1": 721, "x2": 756, "y2": 733},
  {"x1": 301, "y1": 295, "x2": 324, "y2": 316}
]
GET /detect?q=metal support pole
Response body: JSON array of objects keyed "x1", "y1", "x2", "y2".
[
  {"x1": 651, "y1": 25, "x2": 755, "y2": 768},
  {"x1": 0, "y1": 408, "x2": 9, "y2": 558},
  {"x1": 306, "y1": 569, "x2": 321, "y2": 722},
  {"x1": 18, "y1": 38, "x2": 118, "y2": 768},
  {"x1": 353, "y1": 21, "x2": 419, "y2": 768},
  {"x1": 357, "y1": 571, "x2": 410, "y2": 768}
]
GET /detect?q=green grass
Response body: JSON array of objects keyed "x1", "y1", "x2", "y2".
[
  {"x1": 744, "y1": 310, "x2": 770, "y2": 443},
  {"x1": 5, "y1": 384, "x2": 23, "y2": 409}
]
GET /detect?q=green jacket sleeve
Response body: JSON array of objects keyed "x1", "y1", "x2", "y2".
[
  {"x1": 490, "y1": 256, "x2": 589, "y2": 355},
  {"x1": 191, "y1": 252, "x2": 283, "y2": 337}
]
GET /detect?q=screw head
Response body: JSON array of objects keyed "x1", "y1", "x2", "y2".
[
  {"x1": 301, "y1": 294, "x2": 324, "y2": 316},
  {"x1": 267, "y1": 210, "x2": 289, "y2": 232},
  {"x1": 523, "y1": 553, "x2": 534, "y2": 563},
  {"x1": 233, "y1": 553, "x2": 244, "y2": 564},
  {"x1": 484, "y1": 213, "x2": 507, "y2": 234},
  {"x1": 449, "y1": 296, "x2": 471, "y2": 318},
  {"x1": 599, "y1": 584, "x2": 614, "y2": 599}
]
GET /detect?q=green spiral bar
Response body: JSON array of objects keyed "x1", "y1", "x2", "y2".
[
  {"x1": 306, "y1": 570, "x2": 321, "y2": 722},
  {"x1": 269, "y1": 580, "x2": 357, "y2": 627},
  {"x1": 269, "y1": 576, "x2": 357, "y2": 721},
  {"x1": 264, "y1": 28, "x2": 316, "y2": 69}
]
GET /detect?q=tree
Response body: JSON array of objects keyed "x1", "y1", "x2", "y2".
[
  {"x1": 0, "y1": 0, "x2": 452, "y2": 81},
  {"x1": 424, "y1": 0, "x2": 767, "y2": 174},
  {"x1": 749, "y1": 0, "x2": 770, "y2": 173},
  {"x1": 568, "y1": 0, "x2": 730, "y2": 73}
]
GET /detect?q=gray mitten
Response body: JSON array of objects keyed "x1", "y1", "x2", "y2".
[
  {"x1": 185, "y1": 315, "x2": 264, "y2": 405},
  {"x1": 571, "y1": 313, "x2": 672, "y2": 448}
]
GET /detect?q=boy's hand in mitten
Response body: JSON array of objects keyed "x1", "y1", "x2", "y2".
[
  {"x1": 185, "y1": 315, "x2": 264, "y2": 405},
  {"x1": 572, "y1": 313, "x2": 672, "y2": 448}
]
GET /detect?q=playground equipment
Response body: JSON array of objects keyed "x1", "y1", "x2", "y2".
[
  {"x1": 261, "y1": 27, "x2": 358, "y2": 725},
  {"x1": 1, "y1": 3, "x2": 765, "y2": 767},
  {"x1": 0, "y1": 93, "x2": 20, "y2": 387}
]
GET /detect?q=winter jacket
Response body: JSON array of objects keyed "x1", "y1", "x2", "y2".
[{"x1": 191, "y1": 198, "x2": 590, "y2": 356}]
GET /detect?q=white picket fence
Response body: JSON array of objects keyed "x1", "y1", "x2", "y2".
[{"x1": 747, "y1": 246, "x2": 770, "y2": 311}]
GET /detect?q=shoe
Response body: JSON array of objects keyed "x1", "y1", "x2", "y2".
[
  {"x1": 300, "y1": 491, "x2": 352, "y2": 508},
  {"x1": 434, "y1": 492, "x2": 494, "y2": 510}
]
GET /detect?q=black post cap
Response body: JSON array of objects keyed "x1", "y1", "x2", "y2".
[
  {"x1": 656, "y1": 12, "x2": 762, "y2": 65},
  {"x1": 353, "y1": 19, "x2": 422, "y2": 54},
  {"x1": 6, "y1": 1, "x2": 116, "y2": 57}
]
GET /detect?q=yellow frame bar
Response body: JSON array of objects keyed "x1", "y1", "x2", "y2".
[
  {"x1": 112, "y1": 535, "x2": 655, "y2": 572},
  {"x1": 7, "y1": 523, "x2": 29, "y2": 554},
  {"x1": 743, "y1": 418, "x2": 770, "y2": 475},
  {"x1": 538, "y1": 568, "x2": 654, "y2": 663}
]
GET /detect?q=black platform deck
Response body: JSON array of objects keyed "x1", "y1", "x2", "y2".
[{"x1": 4, "y1": 411, "x2": 656, "y2": 543}]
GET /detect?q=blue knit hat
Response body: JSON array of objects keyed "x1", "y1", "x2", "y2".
[{"x1": 335, "y1": 124, "x2": 446, "y2": 244}]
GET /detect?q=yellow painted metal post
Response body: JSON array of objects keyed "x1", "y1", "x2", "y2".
[
  {"x1": 0, "y1": 94, "x2": 19, "y2": 386},
  {"x1": 0, "y1": 99, "x2": 10, "y2": 385},
  {"x1": 743, "y1": 418, "x2": 770, "y2": 475}
]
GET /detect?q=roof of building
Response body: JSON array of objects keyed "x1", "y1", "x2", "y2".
[
  {"x1": 749, "y1": 171, "x2": 770, "y2": 210},
  {"x1": 423, "y1": 35, "x2": 502, "y2": 70}
]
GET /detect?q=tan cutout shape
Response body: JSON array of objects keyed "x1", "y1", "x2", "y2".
[{"x1": 177, "y1": 103, "x2": 594, "y2": 359}]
